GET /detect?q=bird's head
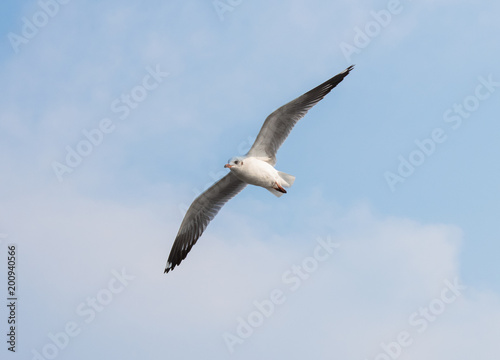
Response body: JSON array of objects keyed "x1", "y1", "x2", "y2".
[{"x1": 224, "y1": 156, "x2": 244, "y2": 170}]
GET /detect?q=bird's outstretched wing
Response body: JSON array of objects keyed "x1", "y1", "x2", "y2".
[
  {"x1": 247, "y1": 65, "x2": 354, "y2": 165},
  {"x1": 165, "y1": 172, "x2": 247, "y2": 273}
]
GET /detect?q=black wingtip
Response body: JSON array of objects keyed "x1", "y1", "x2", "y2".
[
  {"x1": 343, "y1": 64, "x2": 355, "y2": 74},
  {"x1": 164, "y1": 261, "x2": 174, "y2": 274}
]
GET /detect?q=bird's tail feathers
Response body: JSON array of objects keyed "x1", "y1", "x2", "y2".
[
  {"x1": 266, "y1": 187, "x2": 285, "y2": 197},
  {"x1": 278, "y1": 171, "x2": 295, "y2": 188}
]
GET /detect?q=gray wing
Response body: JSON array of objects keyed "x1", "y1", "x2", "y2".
[
  {"x1": 247, "y1": 65, "x2": 354, "y2": 165},
  {"x1": 165, "y1": 172, "x2": 247, "y2": 273}
]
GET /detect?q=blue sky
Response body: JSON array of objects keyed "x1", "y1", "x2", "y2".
[{"x1": 1, "y1": 1, "x2": 500, "y2": 359}]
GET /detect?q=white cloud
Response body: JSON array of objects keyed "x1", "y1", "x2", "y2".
[{"x1": 1, "y1": 181, "x2": 499, "y2": 359}]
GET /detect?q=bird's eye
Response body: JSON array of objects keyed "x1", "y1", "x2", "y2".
[{"x1": 234, "y1": 160, "x2": 239, "y2": 165}]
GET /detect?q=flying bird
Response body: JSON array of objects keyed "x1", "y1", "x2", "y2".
[{"x1": 165, "y1": 65, "x2": 354, "y2": 273}]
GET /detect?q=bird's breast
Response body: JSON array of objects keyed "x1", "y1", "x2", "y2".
[{"x1": 232, "y1": 158, "x2": 277, "y2": 187}]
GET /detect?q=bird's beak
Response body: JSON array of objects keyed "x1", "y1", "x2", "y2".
[{"x1": 224, "y1": 164, "x2": 232, "y2": 168}]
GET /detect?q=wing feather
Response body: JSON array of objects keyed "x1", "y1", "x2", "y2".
[
  {"x1": 165, "y1": 172, "x2": 246, "y2": 273},
  {"x1": 247, "y1": 65, "x2": 354, "y2": 164}
]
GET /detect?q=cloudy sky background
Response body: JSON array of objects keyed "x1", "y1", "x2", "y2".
[{"x1": 1, "y1": 0, "x2": 500, "y2": 359}]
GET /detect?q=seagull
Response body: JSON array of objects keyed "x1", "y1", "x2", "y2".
[{"x1": 164, "y1": 65, "x2": 354, "y2": 273}]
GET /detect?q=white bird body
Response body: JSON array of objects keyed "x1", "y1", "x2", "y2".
[
  {"x1": 164, "y1": 65, "x2": 354, "y2": 273},
  {"x1": 226, "y1": 156, "x2": 294, "y2": 197}
]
